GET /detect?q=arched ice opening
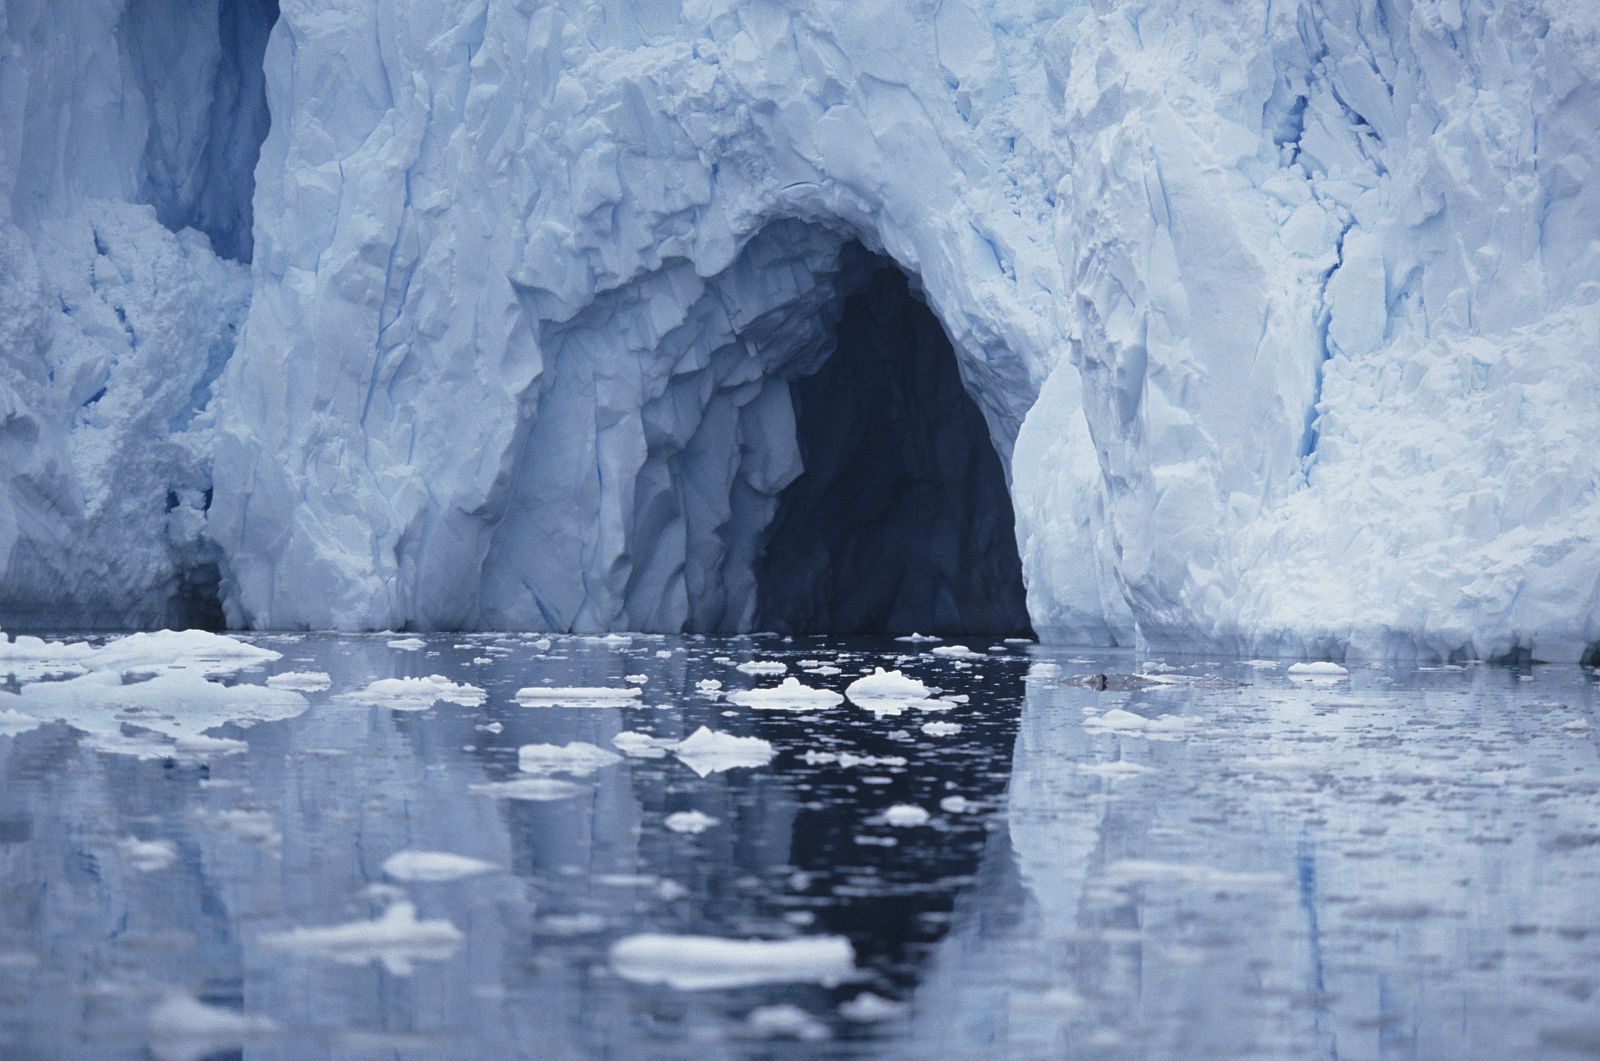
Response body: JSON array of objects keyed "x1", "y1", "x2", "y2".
[{"x1": 478, "y1": 221, "x2": 1033, "y2": 638}]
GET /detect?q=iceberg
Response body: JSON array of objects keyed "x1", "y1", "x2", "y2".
[{"x1": 0, "y1": 1, "x2": 1595, "y2": 661}]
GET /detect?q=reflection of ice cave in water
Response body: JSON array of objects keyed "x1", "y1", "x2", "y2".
[{"x1": 754, "y1": 260, "x2": 1033, "y2": 637}]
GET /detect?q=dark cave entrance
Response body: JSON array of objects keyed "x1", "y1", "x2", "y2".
[{"x1": 753, "y1": 255, "x2": 1034, "y2": 638}]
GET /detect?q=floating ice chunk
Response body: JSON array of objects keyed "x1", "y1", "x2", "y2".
[
  {"x1": 696, "y1": 679, "x2": 723, "y2": 693},
  {"x1": 0, "y1": 709, "x2": 42, "y2": 737},
  {"x1": 938, "y1": 795, "x2": 976, "y2": 814},
  {"x1": 747, "y1": 1004, "x2": 829, "y2": 1041},
  {"x1": 1003, "y1": 638, "x2": 1035, "y2": 645},
  {"x1": 531, "y1": 638, "x2": 553, "y2": 651},
  {"x1": 118, "y1": 837, "x2": 178, "y2": 871},
  {"x1": 800, "y1": 751, "x2": 908, "y2": 769},
  {"x1": 265, "y1": 671, "x2": 332, "y2": 691},
  {"x1": 670, "y1": 726, "x2": 776, "y2": 776},
  {"x1": 1082, "y1": 709, "x2": 1190, "y2": 740},
  {"x1": 609, "y1": 934, "x2": 855, "y2": 989},
  {"x1": 840, "y1": 992, "x2": 908, "y2": 1022},
  {"x1": 0, "y1": 630, "x2": 281, "y2": 680},
  {"x1": 385, "y1": 637, "x2": 426, "y2": 650},
  {"x1": 339, "y1": 676, "x2": 486, "y2": 710},
  {"x1": 728, "y1": 678, "x2": 843, "y2": 711},
  {"x1": 921, "y1": 721, "x2": 962, "y2": 737},
  {"x1": 1287, "y1": 661, "x2": 1350, "y2": 680},
  {"x1": 513, "y1": 686, "x2": 643, "y2": 707},
  {"x1": 929, "y1": 644, "x2": 981, "y2": 658},
  {"x1": 846, "y1": 668, "x2": 930, "y2": 700},
  {"x1": 260, "y1": 901, "x2": 463, "y2": 975},
  {"x1": 381, "y1": 851, "x2": 497, "y2": 882},
  {"x1": 664, "y1": 810, "x2": 720, "y2": 834},
  {"x1": 1027, "y1": 662, "x2": 1062, "y2": 679},
  {"x1": 147, "y1": 995, "x2": 280, "y2": 1061},
  {"x1": 735, "y1": 660, "x2": 787, "y2": 675},
  {"x1": 469, "y1": 777, "x2": 588, "y2": 801},
  {"x1": 612, "y1": 730, "x2": 674, "y2": 758},
  {"x1": 517, "y1": 741, "x2": 622, "y2": 775},
  {"x1": 883, "y1": 804, "x2": 930, "y2": 827},
  {"x1": 1, "y1": 670, "x2": 309, "y2": 759},
  {"x1": 894, "y1": 633, "x2": 942, "y2": 643},
  {"x1": 805, "y1": 665, "x2": 843, "y2": 676},
  {"x1": 625, "y1": 674, "x2": 648, "y2": 684}
]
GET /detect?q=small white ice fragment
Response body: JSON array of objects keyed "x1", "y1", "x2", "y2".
[
  {"x1": 663, "y1": 810, "x2": 720, "y2": 834},
  {"x1": 609, "y1": 934, "x2": 855, "y2": 989},
  {"x1": 385, "y1": 637, "x2": 426, "y2": 650},
  {"x1": 1082, "y1": 708, "x2": 1190, "y2": 740},
  {"x1": 938, "y1": 795, "x2": 975, "y2": 814},
  {"x1": 625, "y1": 674, "x2": 648, "y2": 684},
  {"x1": 469, "y1": 777, "x2": 588, "y2": 801},
  {"x1": 735, "y1": 660, "x2": 787, "y2": 675},
  {"x1": 894, "y1": 633, "x2": 942, "y2": 643},
  {"x1": 513, "y1": 686, "x2": 643, "y2": 707},
  {"x1": 846, "y1": 668, "x2": 930, "y2": 700},
  {"x1": 747, "y1": 1003, "x2": 830, "y2": 1041},
  {"x1": 728, "y1": 677, "x2": 843, "y2": 711},
  {"x1": 883, "y1": 804, "x2": 930, "y2": 827},
  {"x1": 339, "y1": 676, "x2": 486, "y2": 710},
  {"x1": 840, "y1": 992, "x2": 908, "y2": 1022},
  {"x1": 921, "y1": 721, "x2": 962, "y2": 737},
  {"x1": 929, "y1": 644, "x2": 981, "y2": 658},
  {"x1": 612, "y1": 731, "x2": 674, "y2": 758},
  {"x1": 1287, "y1": 661, "x2": 1349, "y2": 680},
  {"x1": 517, "y1": 741, "x2": 622, "y2": 775},
  {"x1": 381, "y1": 851, "x2": 497, "y2": 882},
  {"x1": 260, "y1": 901, "x2": 463, "y2": 975},
  {"x1": 265, "y1": 671, "x2": 332, "y2": 691},
  {"x1": 147, "y1": 995, "x2": 279, "y2": 1061},
  {"x1": 118, "y1": 837, "x2": 178, "y2": 871},
  {"x1": 696, "y1": 679, "x2": 723, "y2": 693},
  {"x1": 670, "y1": 726, "x2": 776, "y2": 776}
]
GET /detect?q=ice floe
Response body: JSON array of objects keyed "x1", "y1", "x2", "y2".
[
  {"x1": 513, "y1": 686, "x2": 643, "y2": 707},
  {"x1": 883, "y1": 804, "x2": 931, "y2": 827},
  {"x1": 381, "y1": 851, "x2": 497, "y2": 882},
  {"x1": 1287, "y1": 661, "x2": 1350, "y2": 680},
  {"x1": 734, "y1": 660, "x2": 787, "y2": 675},
  {"x1": 147, "y1": 995, "x2": 280, "y2": 1061},
  {"x1": 670, "y1": 727, "x2": 777, "y2": 776},
  {"x1": 1082, "y1": 709, "x2": 1191, "y2": 740},
  {"x1": 338, "y1": 675, "x2": 486, "y2": 710},
  {"x1": 118, "y1": 837, "x2": 178, "y2": 872},
  {"x1": 264, "y1": 670, "x2": 332, "y2": 691},
  {"x1": 517, "y1": 741, "x2": 622, "y2": 775},
  {"x1": 746, "y1": 1004, "x2": 829, "y2": 1041},
  {"x1": 727, "y1": 677, "x2": 843, "y2": 711},
  {"x1": 609, "y1": 933, "x2": 855, "y2": 989},
  {"x1": 0, "y1": 629, "x2": 280, "y2": 680},
  {"x1": 260, "y1": 901, "x2": 463, "y2": 975},
  {"x1": 663, "y1": 811, "x2": 720, "y2": 834}
]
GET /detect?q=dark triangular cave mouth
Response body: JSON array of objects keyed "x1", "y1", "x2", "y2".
[{"x1": 753, "y1": 252, "x2": 1034, "y2": 638}]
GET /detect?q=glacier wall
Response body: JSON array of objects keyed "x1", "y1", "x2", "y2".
[
  {"x1": 0, "y1": 0, "x2": 277, "y2": 628},
  {"x1": 2, "y1": 0, "x2": 1598, "y2": 658}
]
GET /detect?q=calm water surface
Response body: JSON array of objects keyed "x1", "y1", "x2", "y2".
[{"x1": 1, "y1": 633, "x2": 1598, "y2": 1058}]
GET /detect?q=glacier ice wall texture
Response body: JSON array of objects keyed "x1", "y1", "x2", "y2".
[{"x1": 2, "y1": 0, "x2": 1598, "y2": 660}]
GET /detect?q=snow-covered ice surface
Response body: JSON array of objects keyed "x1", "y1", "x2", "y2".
[
  {"x1": 0, "y1": 632, "x2": 1597, "y2": 1057},
  {"x1": 3, "y1": 0, "x2": 1595, "y2": 661}
]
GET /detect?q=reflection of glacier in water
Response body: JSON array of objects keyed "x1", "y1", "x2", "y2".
[{"x1": 0, "y1": 634, "x2": 1597, "y2": 1057}]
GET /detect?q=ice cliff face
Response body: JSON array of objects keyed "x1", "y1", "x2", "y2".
[{"x1": 2, "y1": 0, "x2": 1598, "y2": 660}]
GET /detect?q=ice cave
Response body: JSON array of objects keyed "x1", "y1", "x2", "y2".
[{"x1": 3, "y1": 2, "x2": 1600, "y2": 1057}]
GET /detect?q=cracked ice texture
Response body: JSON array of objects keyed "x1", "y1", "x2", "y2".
[{"x1": 3, "y1": 0, "x2": 1599, "y2": 660}]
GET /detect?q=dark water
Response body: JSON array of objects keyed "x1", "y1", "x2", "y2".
[{"x1": 1, "y1": 634, "x2": 1598, "y2": 1059}]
